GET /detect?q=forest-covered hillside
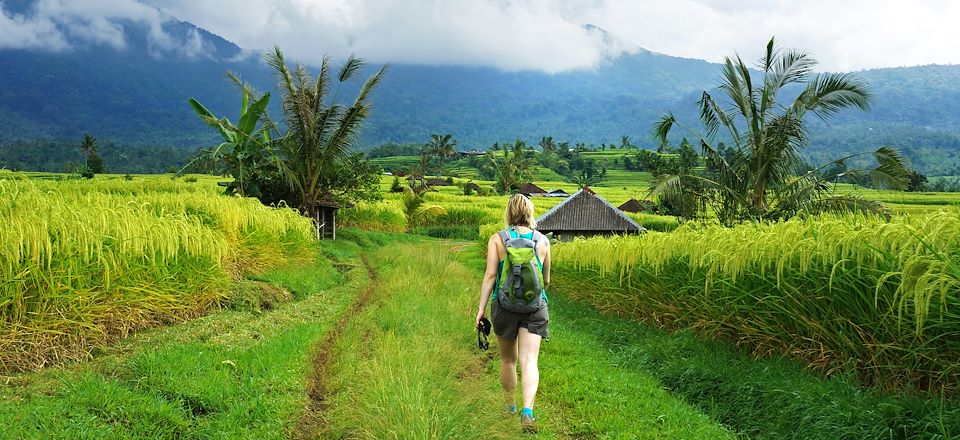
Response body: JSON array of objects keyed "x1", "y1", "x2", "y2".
[{"x1": 2, "y1": 2, "x2": 960, "y2": 174}]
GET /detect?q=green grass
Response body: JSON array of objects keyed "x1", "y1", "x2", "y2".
[
  {"x1": 0, "y1": 237, "x2": 371, "y2": 439},
  {"x1": 317, "y1": 240, "x2": 734, "y2": 438},
  {"x1": 548, "y1": 287, "x2": 960, "y2": 439},
  {"x1": 3, "y1": 229, "x2": 956, "y2": 438}
]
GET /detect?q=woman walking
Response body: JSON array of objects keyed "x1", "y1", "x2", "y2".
[{"x1": 475, "y1": 194, "x2": 551, "y2": 433}]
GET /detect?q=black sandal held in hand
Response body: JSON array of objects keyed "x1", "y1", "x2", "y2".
[{"x1": 477, "y1": 317, "x2": 491, "y2": 350}]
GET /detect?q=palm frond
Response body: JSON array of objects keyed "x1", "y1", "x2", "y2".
[
  {"x1": 760, "y1": 48, "x2": 815, "y2": 117},
  {"x1": 870, "y1": 146, "x2": 910, "y2": 190},
  {"x1": 795, "y1": 72, "x2": 872, "y2": 120},
  {"x1": 353, "y1": 64, "x2": 388, "y2": 104},
  {"x1": 338, "y1": 54, "x2": 364, "y2": 82},
  {"x1": 760, "y1": 37, "x2": 777, "y2": 72},
  {"x1": 225, "y1": 71, "x2": 263, "y2": 102},
  {"x1": 720, "y1": 57, "x2": 753, "y2": 120},
  {"x1": 265, "y1": 46, "x2": 296, "y2": 99},
  {"x1": 651, "y1": 113, "x2": 675, "y2": 147},
  {"x1": 812, "y1": 194, "x2": 889, "y2": 219},
  {"x1": 315, "y1": 55, "x2": 332, "y2": 112}
]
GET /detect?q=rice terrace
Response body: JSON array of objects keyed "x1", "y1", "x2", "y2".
[{"x1": 3, "y1": 1, "x2": 960, "y2": 439}]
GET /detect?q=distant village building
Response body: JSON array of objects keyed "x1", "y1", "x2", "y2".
[
  {"x1": 536, "y1": 188, "x2": 644, "y2": 241},
  {"x1": 546, "y1": 188, "x2": 570, "y2": 198},
  {"x1": 427, "y1": 178, "x2": 452, "y2": 186},
  {"x1": 458, "y1": 149, "x2": 487, "y2": 157},
  {"x1": 518, "y1": 183, "x2": 548, "y2": 197},
  {"x1": 463, "y1": 182, "x2": 482, "y2": 193},
  {"x1": 617, "y1": 198, "x2": 654, "y2": 213}
]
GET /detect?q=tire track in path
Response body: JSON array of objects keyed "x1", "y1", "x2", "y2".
[{"x1": 293, "y1": 255, "x2": 378, "y2": 440}]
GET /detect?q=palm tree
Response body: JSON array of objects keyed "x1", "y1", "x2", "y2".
[
  {"x1": 79, "y1": 134, "x2": 97, "y2": 157},
  {"x1": 400, "y1": 187, "x2": 446, "y2": 229},
  {"x1": 539, "y1": 136, "x2": 557, "y2": 154},
  {"x1": 571, "y1": 171, "x2": 598, "y2": 189},
  {"x1": 425, "y1": 134, "x2": 456, "y2": 175},
  {"x1": 652, "y1": 37, "x2": 908, "y2": 224},
  {"x1": 486, "y1": 140, "x2": 535, "y2": 194},
  {"x1": 265, "y1": 47, "x2": 387, "y2": 222}
]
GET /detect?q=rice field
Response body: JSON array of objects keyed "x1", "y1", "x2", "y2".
[
  {"x1": 550, "y1": 211, "x2": 960, "y2": 393},
  {"x1": 0, "y1": 176, "x2": 314, "y2": 371}
]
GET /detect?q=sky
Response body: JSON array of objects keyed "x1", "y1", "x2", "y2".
[{"x1": 2, "y1": 0, "x2": 958, "y2": 72}]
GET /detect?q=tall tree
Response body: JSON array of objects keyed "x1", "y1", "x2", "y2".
[
  {"x1": 266, "y1": 47, "x2": 387, "y2": 222},
  {"x1": 79, "y1": 134, "x2": 97, "y2": 157},
  {"x1": 486, "y1": 140, "x2": 535, "y2": 194},
  {"x1": 424, "y1": 134, "x2": 456, "y2": 175},
  {"x1": 539, "y1": 136, "x2": 557, "y2": 154},
  {"x1": 78, "y1": 134, "x2": 105, "y2": 174},
  {"x1": 652, "y1": 37, "x2": 909, "y2": 224}
]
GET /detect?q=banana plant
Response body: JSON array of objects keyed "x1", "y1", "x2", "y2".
[{"x1": 183, "y1": 81, "x2": 277, "y2": 196}]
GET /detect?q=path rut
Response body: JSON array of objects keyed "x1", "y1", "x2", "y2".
[{"x1": 293, "y1": 255, "x2": 378, "y2": 440}]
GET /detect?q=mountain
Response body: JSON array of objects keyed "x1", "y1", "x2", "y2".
[{"x1": 2, "y1": 2, "x2": 960, "y2": 174}]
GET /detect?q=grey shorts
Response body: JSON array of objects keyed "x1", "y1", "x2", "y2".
[{"x1": 491, "y1": 298, "x2": 549, "y2": 341}]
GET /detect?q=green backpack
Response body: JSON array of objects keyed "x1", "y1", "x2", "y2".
[{"x1": 496, "y1": 228, "x2": 547, "y2": 313}]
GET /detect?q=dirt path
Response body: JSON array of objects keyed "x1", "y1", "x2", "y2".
[{"x1": 293, "y1": 255, "x2": 379, "y2": 440}]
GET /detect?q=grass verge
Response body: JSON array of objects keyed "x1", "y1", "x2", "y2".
[
  {"x1": 0, "y1": 236, "x2": 369, "y2": 439},
  {"x1": 553, "y1": 273, "x2": 960, "y2": 439}
]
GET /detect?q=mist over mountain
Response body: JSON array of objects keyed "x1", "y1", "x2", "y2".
[{"x1": 2, "y1": 2, "x2": 960, "y2": 174}]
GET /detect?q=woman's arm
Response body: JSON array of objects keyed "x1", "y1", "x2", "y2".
[{"x1": 475, "y1": 235, "x2": 500, "y2": 327}]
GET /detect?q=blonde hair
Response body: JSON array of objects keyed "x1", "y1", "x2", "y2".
[{"x1": 504, "y1": 194, "x2": 536, "y2": 229}]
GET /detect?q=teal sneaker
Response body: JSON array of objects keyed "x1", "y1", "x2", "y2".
[
  {"x1": 520, "y1": 408, "x2": 537, "y2": 433},
  {"x1": 504, "y1": 404, "x2": 517, "y2": 415}
]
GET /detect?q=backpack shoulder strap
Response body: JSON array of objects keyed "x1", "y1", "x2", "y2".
[
  {"x1": 531, "y1": 230, "x2": 545, "y2": 250},
  {"x1": 497, "y1": 229, "x2": 510, "y2": 245}
]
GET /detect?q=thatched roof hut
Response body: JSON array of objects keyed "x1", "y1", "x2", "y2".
[
  {"x1": 617, "y1": 198, "x2": 654, "y2": 213},
  {"x1": 546, "y1": 188, "x2": 570, "y2": 198},
  {"x1": 536, "y1": 188, "x2": 643, "y2": 241},
  {"x1": 518, "y1": 182, "x2": 548, "y2": 196}
]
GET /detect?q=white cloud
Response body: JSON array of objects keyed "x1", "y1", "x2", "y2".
[
  {"x1": 566, "y1": 0, "x2": 960, "y2": 71},
  {"x1": 148, "y1": 0, "x2": 636, "y2": 72},
  {"x1": 0, "y1": 0, "x2": 215, "y2": 58},
  {"x1": 5, "y1": 0, "x2": 959, "y2": 71}
]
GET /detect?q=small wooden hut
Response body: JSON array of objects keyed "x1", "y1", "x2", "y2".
[
  {"x1": 546, "y1": 188, "x2": 570, "y2": 198},
  {"x1": 535, "y1": 188, "x2": 643, "y2": 241},
  {"x1": 315, "y1": 194, "x2": 340, "y2": 240},
  {"x1": 617, "y1": 198, "x2": 654, "y2": 213},
  {"x1": 518, "y1": 182, "x2": 548, "y2": 197}
]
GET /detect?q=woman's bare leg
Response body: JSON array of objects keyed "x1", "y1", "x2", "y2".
[
  {"x1": 517, "y1": 327, "x2": 543, "y2": 410},
  {"x1": 497, "y1": 335, "x2": 518, "y2": 408}
]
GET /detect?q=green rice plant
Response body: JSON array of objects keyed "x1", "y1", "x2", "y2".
[
  {"x1": 0, "y1": 179, "x2": 315, "y2": 371},
  {"x1": 336, "y1": 202, "x2": 406, "y2": 232},
  {"x1": 433, "y1": 206, "x2": 490, "y2": 227},
  {"x1": 626, "y1": 212, "x2": 680, "y2": 232},
  {"x1": 552, "y1": 211, "x2": 960, "y2": 394},
  {"x1": 478, "y1": 223, "x2": 502, "y2": 249}
]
